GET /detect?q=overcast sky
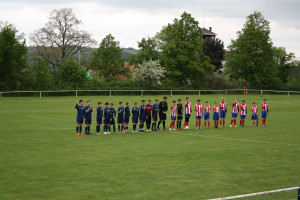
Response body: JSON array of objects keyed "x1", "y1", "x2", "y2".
[{"x1": 0, "y1": 0, "x2": 300, "y2": 57}]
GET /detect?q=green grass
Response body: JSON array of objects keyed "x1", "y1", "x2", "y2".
[{"x1": 0, "y1": 94, "x2": 299, "y2": 200}]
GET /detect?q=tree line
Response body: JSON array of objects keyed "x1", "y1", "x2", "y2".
[{"x1": 0, "y1": 8, "x2": 299, "y2": 91}]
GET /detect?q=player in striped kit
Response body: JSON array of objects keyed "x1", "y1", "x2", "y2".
[
  {"x1": 251, "y1": 102, "x2": 259, "y2": 127},
  {"x1": 169, "y1": 101, "x2": 177, "y2": 130},
  {"x1": 230, "y1": 98, "x2": 239, "y2": 128},
  {"x1": 213, "y1": 101, "x2": 220, "y2": 128},
  {"x1": 195, "y1": 99, "x2": 203, "y2": 129},
  {"x1": 184, "y1": 97, "x2": 192, "y2": 129},
  {"x1": 204, "y1": 101, "x2": 211, "y2": 129},
  {"x1": 219, "y1": 97, "x2": 227, "y2": 127},
  {"x1": 240, "y1": 100, "x2": 247, "y2": 127},
  {"x1": 262, "y1": 99, "x2": 269, "y2": 127}
]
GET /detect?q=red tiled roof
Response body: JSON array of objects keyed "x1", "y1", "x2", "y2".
[{"x1": 202, "y1": 28, "x2": 217, "y2": 36}]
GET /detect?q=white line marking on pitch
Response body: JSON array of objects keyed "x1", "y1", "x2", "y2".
[{"x1": 171, "y1": 131, "x2": 299, "y2": 147}]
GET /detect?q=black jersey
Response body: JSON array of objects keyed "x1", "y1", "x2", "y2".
[
  {"x1": 159, "y1": 101, "x2": 168, "y2": 113},
  {"x1": 177, "y1": 104, "x2": 183, "y2": 116}
]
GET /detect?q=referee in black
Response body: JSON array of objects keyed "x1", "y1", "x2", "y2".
[{"x1": 157, "y1": 97, "x2": 168, "y2": 131}]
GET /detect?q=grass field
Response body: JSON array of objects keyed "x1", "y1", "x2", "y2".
[{"x1": 0, "y1": 94, "x2": 299, "y2": 200}]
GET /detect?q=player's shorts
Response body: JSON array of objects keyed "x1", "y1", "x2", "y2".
[
  {"x1": 159, "y1": 113, "x2": 167, "y2": 121},
  {"x1": 171, "y1": 116, "x2": 176, "y2": 121},
  {"x1": 220, "y1": 110, "x2": 226, "y2": 118},
  {"x1": 152, "y1": 114, "x2": 158, "y2": 121},
  {"x1": 85, "y1": 117, "x2": 92, "y2": 124},
  {"x1": 77, "y1": 116, "x2": 83, "y2": 124},
  {"x1": 204, "y1": 112, "x2": 210, "y2": 120},
  {"x1": 213, "y1": 113, "x2": 219, "y2": 121},
  {"x1": 97, "y1": 117, "x2": 102, "y2": 125},
  {"x1": 177, "y1": 115, "x2": 183, "y2": 120},
  {"x1": 232, "y1": 113, "x2": 238, "y2": 118},
  {"x1": 132, "y1": 116, "x2": 138, "y2": 124},
  {"x1": 124, "y1": 116, "x2": 130, "y2": 123},
  {"x1": 240, "y1": 115, "x2": 246, "y2": 120},
  {"x1": 251, "y1": 114, "x2": 258, "y2": 120},
  {"x1": 117, "y1": 116, "x2": 124, "y2": 124},
  {"x1": 262, "y1": 111, "x2": 267, "y2": 119},
  {"x1": 104, "y1": 117, "x2": 110, "y2": 125},
  {"x1": 110, "y1": 118, "x2": 115, "y2": 125},
  {"x1": 196, "y1": 116, "x2": 202, "y2": 120},
  {"x1": 140, "y1": 115, "x2": 146, "y2": 122},
  {"x1": 185, "y1": 114, "x2": 191, "y2": 118},
  {"x1": 146, "y1": 115, "x2": 151, "y2": 124}
]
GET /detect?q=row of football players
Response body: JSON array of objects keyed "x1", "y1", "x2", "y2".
[{"x1": 75, "y1": 97, "x2": 269, "y2": 135}]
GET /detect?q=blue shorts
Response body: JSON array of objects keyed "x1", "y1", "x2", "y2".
[
  {"x1": 110, "y1": 118, "x2": 115, "y2": 125},
  {"x1": 104, "y1": 117, "x2": 110, "y2": 125},
  {"x1": 132, "y1": 116, "x2": 138, "y2": 124},
  {"x1": 171, "y1": 116, "x2": 176, "y2": 121},
  {"x1": 152, "y1": 114, "x2": 158, "y2": 121},
  {"x1": 117, "y1": 116, "x2": 124, "y2": 124},
  {"x1": 140, "y1": 115, "x2": 146, "y2": 122},
  {"x1": 262, "y1": 111, "x2": 267, "y2": 119},
  {"x1": 124, "y1": 116, "x2": 130, "y2": 123},
  {"x1": 185, "y1": 114, "x2": 191, "y2": 118},
  {"x1": 196, "y1": 116, "x2": 202, "y2": 120},
  {"x1": 97, "y1": 117, "x2": 102, "y2": 125},
  {"x1": 251, "y1": 114, "x2": 258, "y2": 120},
  {"x1": 85, "y1": 117, "x2": 92, "y2": 124},
  {"x1": 240, "y1": 115, "x2": 246, "y2": 120},
  {"x1": 204, "y1": 112, "x2": 210, "y2": 120},
  {"x1": 77, "y1": 116, "x2": 83, "y2": 124},
  {"x1": 213, "y1": 113, "x2": 219, "y2": 121},
  {"x1": 220, "y1": 110, "x2": 226, "y2": 118},
  {"x1": 232, "y1": 113, "x2": 238, "y2": 118}
]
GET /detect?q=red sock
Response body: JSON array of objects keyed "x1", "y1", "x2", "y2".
[
  {"x1": 256, "y1": 120, "x2": 258, "y2": 126},
  {"x1": 204, "y1": 121, "x2": 206, "y2": 128},
  {"x1": 240, "y1": 120, "x2": 242, "y2": 125},
  {"x1": 217, "y1": 121, "x2": 218, "y2": 126},
  {"x1": 231, "y1": 119, "x2": 233, "y2": 125},
  {"x1": 220, "y1": 120, "x2": 222, "y2": 126},
  {"x1": 253, "y1": 121, "x2": 255, "y2": 125},
  {"x1": 234, "y1": 120, "x2": 236, "y2": 126},
  {"x1": 208, "y1": 121, "x2": 210, "y2": 128},
  {"x1": 262, "y1": 119, "x2": 265, "y2": 126}
]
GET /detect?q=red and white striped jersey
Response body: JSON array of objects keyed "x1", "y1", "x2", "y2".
[
  {"x1": 251, "y1": 106, "x2": 258, "y2": 114},
  {"x1": 232, "y1": 101, "x2": 239, "y2": 113},
  {"x1": 204, "y1": 105, "x2": 211, "y2": 113},
  {"x1": 185, "y1": 101, "x2": 192, "y2": 114},
  {"x1": 219, "y1": 102, "x2": 226, "y2": 110},
  {"x1": 213, "y1": 105, "x2": 220, "y2": 113},
  {"x1": 195, "y1": 104, "x2": 203, "y2": 117},
  {"x1": 240, "y1": 104, "x2": 247, "y2": 115},
  {"x1": 170, "y1": 104, "x2": 177, "y2": 117},
  {"x1": 262, "y1": 103, "x2": 268, "y2": 111}
]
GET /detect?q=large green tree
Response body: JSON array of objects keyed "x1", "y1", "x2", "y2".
[
  {"x1": 130, "y1": 36, "x2": 160, "y2": 64},
  {"x1": 157, "y1": 12, "x2": 213, "y2": 86},
  {"x1": 225, "y1": 11, "x2": 279, "y2": 89},
  {"x1": 0, "y1": 22, "x2": 27, "y2": 90},
  {"x1": 203, "y1": 38, "x2": 225, "y2": 71},
  {"x1": 91, "y1": 34, "x2": 129, "y2": 81}
]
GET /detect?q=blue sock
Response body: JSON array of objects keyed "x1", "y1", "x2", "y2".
[
  {"x1": 96, "y1": 125, "x2": 100, "y2": 133},
  {"x1": 109, "y1": 126, "x2": 111, "y2": 132},
  {"x1": 113, "y1": 126, "x2": 116, "y2": 132},
  {"x1": 79, "y1": 126, "x2": 82, "y2": 133},
  {"x1": 133, "y1": 125, "x2": 136, "y2": 131},
  {"x1": 121, "y1": 125, "x2": 123, "y2": 131},
  {"x1": 118, "y1": 125, "x2": 120, "y2": 132},
  {"x1": 88, "y1": 127, "x2": 90, "y2": 133},
  {"x1": 76, "y1": 126, "x2": 79, "y2": 133}
]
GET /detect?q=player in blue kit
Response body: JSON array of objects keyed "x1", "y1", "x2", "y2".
[
  {"x1": 96, "y1": 102, "x2": 103, "y2": 135},
  {"x1": 75, "y1": 100, "x2": 85, "y2": 135},
  {"x1": 109, "y1": 103, "x2": 116, "y2": 133},
  {"x1": 132, "y1": 103, "x2": 139, "y2": 133},
  {"x1": 84, "y1": 100, "x2": 93, "y2": 135},
  {"x1": 124, "y1": 102, "x2": 130, "y2": 133},
  {"x1": 139, "y1": 100, "x2": 146, "y2": 132},
  {"x1": 152, "y1": 99, "x2": 159, "y2": 131},
  {"x1": 117, "y1": 102, "x2": 125, "y2": 133},
  {"x1": 103, "y1": 102, "x2": 110, "y2": 135}
]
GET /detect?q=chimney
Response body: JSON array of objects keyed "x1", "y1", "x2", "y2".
[{"x1": 209, "y1": 27, "x2": 212, "y2": 32}]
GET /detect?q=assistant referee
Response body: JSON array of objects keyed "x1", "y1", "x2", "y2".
[{"x1": 157, "y1": 97, "x2": 168, "y2": 131}]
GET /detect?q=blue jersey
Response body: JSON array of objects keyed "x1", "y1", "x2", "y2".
[
  {"x1": 132, "y1": 107, "x2": 139, "y2": 117},
  {"x1": 139, "y1": 105, "x2": 146, "y2": 116},
  {"x1": 152, "y1": 104, "x2": 159, "y2": 115},
  {"x1": 75, "y1": 104, "x2": 85, "y2": 118},
  {"x1": 104, "y1": 107, "x2": 110, "y2": 119},
  {"x1": 118, "y1": 107, "x2": 124, "y2": 117},
  {"x1": 84, "y1": 106, "x2": 93, "y2": 119},
  {"x1": 96, "y1": 107, "x2": 103, "y2": 118},
  {"x1": 125, "y1": 106, "x2": 130, "y2": 117},
  {"x1": 109, "y1": 108, "x2": 116, "y2": 118}
]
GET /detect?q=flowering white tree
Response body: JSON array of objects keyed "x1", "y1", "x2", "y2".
[{"x1": 133, "y1": 59, "x2": 166, "y2": 87}]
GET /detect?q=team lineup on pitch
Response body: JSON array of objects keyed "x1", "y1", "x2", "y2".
[{"x1": 75, "y1": 96, "x2": 270, "y2": 135}]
